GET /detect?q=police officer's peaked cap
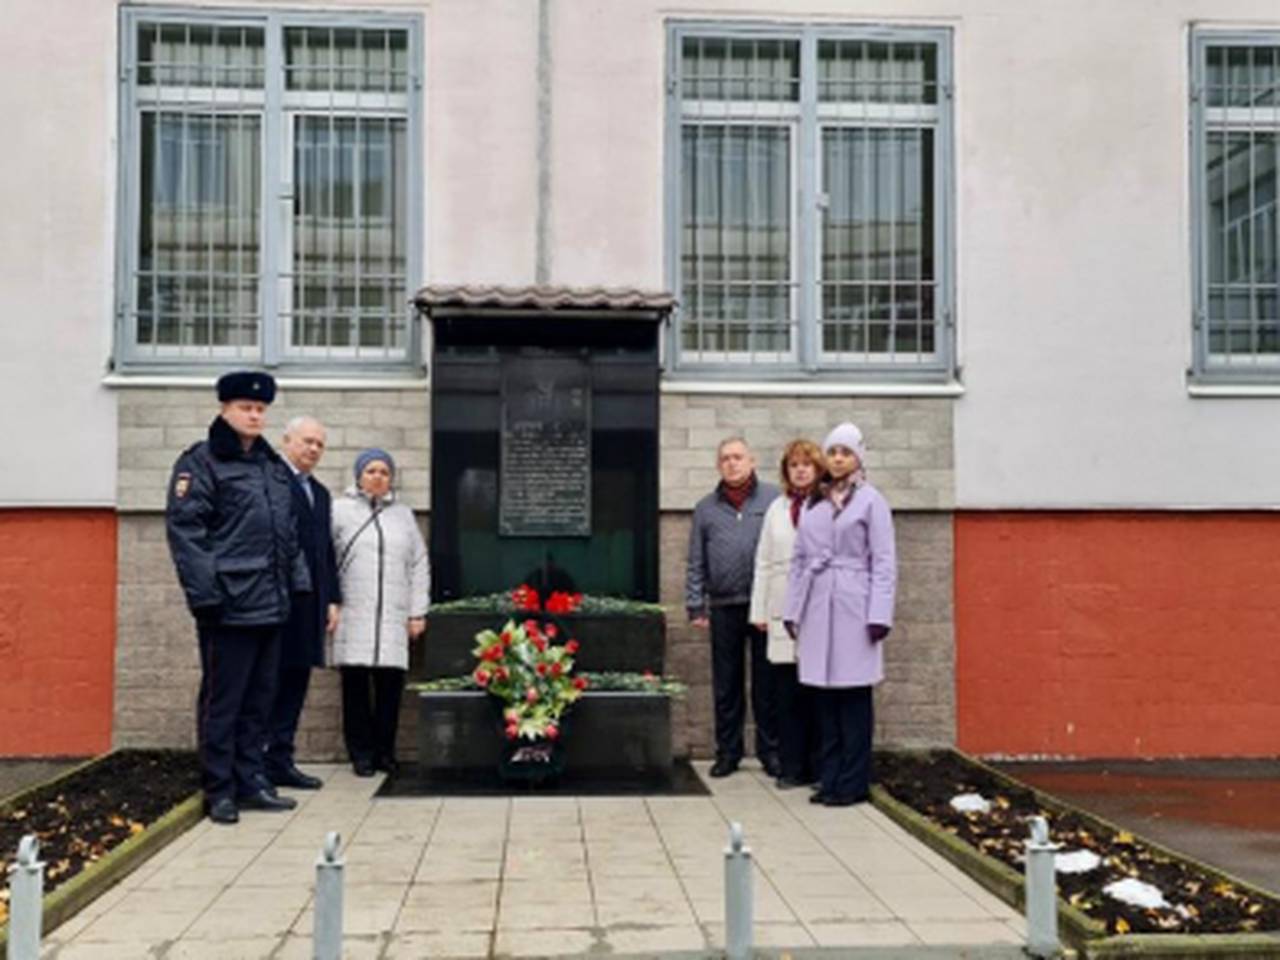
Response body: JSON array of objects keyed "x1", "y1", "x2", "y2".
[{"x1": 216, "y1": 370, "x2": 277, "y2": 404}]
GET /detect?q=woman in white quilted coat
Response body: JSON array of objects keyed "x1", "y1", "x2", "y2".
[
  {"x1": 331, "y1": 448, "x2": 429, "y2": 776},
  {"x1": 750, "y1": 438, "x2": 823, "y2": 790}
]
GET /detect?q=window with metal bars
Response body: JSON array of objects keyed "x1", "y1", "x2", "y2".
[
  {"x1": 1191, "y1": 33, "x2": 1280, "y2": 381},
  {"x1": 117, "y1": 9, "x2": 421, "y2": 370},
  {"x1": 666, "y1": 24, "x2": 954, "y2": 378}
]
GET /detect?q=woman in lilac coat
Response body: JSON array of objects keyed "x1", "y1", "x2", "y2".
[{"x1": 783, "y1": 422, "x2": 897, "y2": 806}]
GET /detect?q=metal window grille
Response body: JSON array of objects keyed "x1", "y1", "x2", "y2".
[
  {"x1": 1191, "y1": 33, "x2": 1280, "y2": 380},
  {"x1": 667, "y1": 23, "x2": 953, "y2": 377},
  {"x1": 117, "y1": 8, "x2": 422, "y2": 370}
]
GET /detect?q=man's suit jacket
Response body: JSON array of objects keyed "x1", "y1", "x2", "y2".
[{"x1": 282, "y1": 473, "x2": 341, "y2": 669}]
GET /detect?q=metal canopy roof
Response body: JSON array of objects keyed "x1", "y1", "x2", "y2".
[{"x1": 414, "y1": 284, "x2": 676, "y2": 316}]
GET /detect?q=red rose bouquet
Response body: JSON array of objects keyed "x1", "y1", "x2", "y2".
[{"x1": 470, "y1": 586, "x2": 588, "y2": 741}]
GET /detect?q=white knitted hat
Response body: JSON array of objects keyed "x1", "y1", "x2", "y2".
[{"x1": 822, "y1": 422, "x2": 866, "y2": 463}]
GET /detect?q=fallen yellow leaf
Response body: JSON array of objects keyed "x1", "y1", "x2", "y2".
[
  {"x1": 1115, "y1": 831, "x2": 1135, "y2": 844},
  {"x1": 1115, "y1": 917, "x2": 1131, "y2": 934}
]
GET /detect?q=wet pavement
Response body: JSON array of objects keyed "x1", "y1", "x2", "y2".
[
  {"x1": 0, "y1": 758, "x2": 83, "y2": 802},
  {"x1": 995, "y1": 759, "x2": 1280, "y2": 896}
]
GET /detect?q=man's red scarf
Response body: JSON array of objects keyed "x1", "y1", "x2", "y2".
[{"x1": 719, "y1": 472, "x2": 757, "y2": 512}]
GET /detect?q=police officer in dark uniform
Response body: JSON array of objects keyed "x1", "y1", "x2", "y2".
[{"x1": 166, "y1": 371, "x2": 312, "y2": 824}]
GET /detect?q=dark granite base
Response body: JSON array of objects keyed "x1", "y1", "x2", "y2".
[
  {"x1": 374, "y1": 758, "x2": 708, "y2": 797},
  {"x1": 418, "y1": 611, "x2": 665, "y2": 679}
]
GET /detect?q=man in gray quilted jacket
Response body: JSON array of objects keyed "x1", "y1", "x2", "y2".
[{"x1": 686, "y1": 437, "x2": 780, "y2": 778}]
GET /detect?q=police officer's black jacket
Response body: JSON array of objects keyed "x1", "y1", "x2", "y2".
[{"x1": 166, "y1": 416, "x2": 312, "y2": 626}]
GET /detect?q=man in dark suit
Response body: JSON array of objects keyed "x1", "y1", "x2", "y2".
[{"x1": 265, "y1": 415, "x2": 341, "y2": 790}]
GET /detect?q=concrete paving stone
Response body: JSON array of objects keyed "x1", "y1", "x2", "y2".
[
  {"x1": 594, "y1": 894, "x2": 697, "y2": 927},
  {"x1": 909, "y1": 919, "x2": 1026, "y2": 946},
  {"x1": 383, "y1": 930, "x2": 491, "y2": 958},
  {"x1": 861, "y1": 872, "x2": 974, "y2": 900},
  {"x1": 110, "y1": 886, "x2": 223, "y2": 915},
  {"x1": 274, "y1": 932, "x2": 385, "y2": 959},
  {"x1": 291, "y1": 882, "x2": 408, "y2": 935},
  {"x1": 807, "y1": 919, "x2": 922, "y2": 947},
  {"x1": 689, "y1": 892, "x2": 798, "y2": 925},
  {"x1": 396, "y1": 894, "x2": 499, "y2": 933},
  {"x1": 164, "y1": 936, "x2": 286, "y2": 958},
  {"x1": 137, "y1": 861, "x2": 244, "y2": 890},
  {"x1": 701, "y1": 920, "x2": 816, "y2": 948},
  {"x1": 415, "y1": 856, "x2": 503, "y2": 882},
  {"x1": 343, "y1": 857, "x2": 422, "y2": 886},
  {"x1": 873, "y1": 892, "x2": 1000, "y2": 922},
  {"x1": 589, "y1": 874, "x2": 686, "y2": 901},
  {"x1": 183, "y1": 886, "x2": 310, "y2": 939},
  {"x1": 598, "y1": 923, "x2": 708, "y2": 953},
  {"x1": 75, "y1": 908, "x2": 192, "y2": 943},
  {"x1": 497, "y1": 895, "x2": 596, "y2": 930},
  {"x1": 960, "y1": 886, "x2": 1021, "y2": 919},
  {"x1": 1004, "y1": 914, "x2": 1027, "y2": 936},
  {"x1": 787, "y1": 894, "x2": 897, "y2": 923},
  {"x1": 41, "y1": 941, "x2": 161, "y2": 959},
  {"x1": 764, "y1": 869, "x2": 870, "y2": 899},
  {"x1": 491, "y1": 926, "x2": 598, "y2": 956}
]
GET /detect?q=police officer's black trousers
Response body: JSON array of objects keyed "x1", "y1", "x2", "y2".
[
  {"x1": 815, "y1": 685, "x2": 873, "y2": 802},
  {"x1": 196, "y1": 622, "x2": 281, "y2": 802},
  {"x1": 265, "y1": 665, "x2": 312, "y2": 775},
  {"x1": 340, "y1": 666, "x2": 405, "y2": 767},
  {"x1": 775, "y1": 663, "x2": 820, "y2": 782},
  {"x1": 710, "y1": 604, "x2": 779, "y2": 765}
]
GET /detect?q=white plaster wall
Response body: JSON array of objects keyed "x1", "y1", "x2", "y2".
[
  {"x1": 549, "y1": 0, "x2": 1280, "y2": 508},
  {"x1": 8, "y1": 0, "x2": 1280, "y2": 508},
  {"x1": 0, "y1": 0, "x2": 119, "y2": 506}
]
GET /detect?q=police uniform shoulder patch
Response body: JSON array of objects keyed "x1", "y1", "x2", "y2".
[{"x1": 174, "y1": 472, "x2": 192, "y2": 499}]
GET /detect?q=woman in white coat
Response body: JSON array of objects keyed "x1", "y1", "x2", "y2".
[
  {"x1": 750, "y1": 438, "x2": 824, "y2": 789},
  {"x1": 331, "y1": 448, "x2": 429, "y2": 776}
]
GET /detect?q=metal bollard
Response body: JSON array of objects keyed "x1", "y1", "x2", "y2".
[
  {"x1": 7, "y1": 835, "x2": 44, "y2": 960},
  {"x1": 1025, "y1": 815, "x2": 1061, "y2": 958},
  {"x1": 724, "y1": 822, "x2": 753, "y2": 960},
  {"x1": 313, "y1": 831, "x2": 344, "y2": 960}
]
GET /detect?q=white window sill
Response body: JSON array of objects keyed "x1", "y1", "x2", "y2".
[
  {"x1": 1187, "y1": 382, "x2": 1280, "y2": 398},
  {"x1": 660, "y1": 379, "x2": 964, "y2": 398},
  {"x1": 102, "y1": 373, "x2": 428, "y2": 391}
]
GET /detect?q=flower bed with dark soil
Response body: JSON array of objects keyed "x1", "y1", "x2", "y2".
[
  {"x1": 875, "y1": 750, "x2": 1280, "y2": 940},
  {"x1": 0, "y1": 750, "x2": 200, "y2": 930}
]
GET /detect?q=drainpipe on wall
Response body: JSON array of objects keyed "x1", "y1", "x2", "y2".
[{"x1": 536, "y1": 0, "x2": 552, "y2": 285}]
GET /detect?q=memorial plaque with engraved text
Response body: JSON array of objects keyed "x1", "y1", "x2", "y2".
[{"x1": 499, "y1": 356, "x2": 591, "y2": 537}]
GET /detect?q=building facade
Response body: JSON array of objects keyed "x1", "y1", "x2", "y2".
[{"x1": 3, "y1": 0, "x2": 1279, "y2": 760}]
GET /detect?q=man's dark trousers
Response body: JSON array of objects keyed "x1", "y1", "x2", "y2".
[
  {"x1": 710, "y1": 603, "x2": 778, "y2": 765},
  {"x1": 196, "y1": 622, "x2": 281, "y2": 802},
  {"x1": 266, "y1": 665, "x2": 311, "y2": 777}
]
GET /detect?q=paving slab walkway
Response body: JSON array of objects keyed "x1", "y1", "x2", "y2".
[{"x1": 39, "y1": 762, "x2": 1027, "y2": 959}]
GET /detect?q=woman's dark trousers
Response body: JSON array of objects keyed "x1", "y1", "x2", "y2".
[
  {"x1": 815, "y1": 685, "x2": 873, "y2": 801},
  {"x1": 775, "y1": 664, "x2": 819, "y2": 781},
  {"x1": 710, "y1": 603, "x2": 779, "y2": 766},
  {"x1": 340, "y1": 666, "x2": 406, "y2": 767}
]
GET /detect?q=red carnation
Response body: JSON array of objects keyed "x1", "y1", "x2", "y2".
[
  {"x1": 532, "y1": 636, "x2": 547, "y2": 652},
  {"x1": 523, "y1": 619, "x2": 538, "y2": 634},
  {"x1": 535, "y1": 662, "x2": 548, "y2": 676},
  {"x1": 500, "y1": 630, "x2": 512, "y2": 646},
  {"x1": 505, "y1": 723, "x2": 518, "y2": 740},
  {"x1": 545, "y1": 724, "x2": 560, "y2": 740},
  {"x1": 551, "y1": 662, "x2": 563, "y2": 677},
  {"x1": 572, "y1": 676, "x2": 588, "y2": 690},
  {"x1": 545, "y1": 623, "x2": 558, "y2": 639},
  {"x1": 565, "y1": 639, "x2": 579, "y2": 655},
  {"x1": 474, "y1": 668, "x2": 491, "y2": 685},
  {"x1": 526, "y1": 688, "x2": 539, "y2": 704},
  {"x1": 643, "y1": 670, "x2": 656, "y2": 683},
  {"x1": 495, "y1": 666, "x2": 509, "y2": 681}
]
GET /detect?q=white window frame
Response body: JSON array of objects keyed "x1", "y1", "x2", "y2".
[
  {"x1": 1190, "y1": 30, "x2": 1280, "y2": 383},
  {"x1": 114, "y1": 5, "x2": 424, "y2": 373},
  {"x1": 664, "y1": 21, "x2": 955, "y2": 381}
]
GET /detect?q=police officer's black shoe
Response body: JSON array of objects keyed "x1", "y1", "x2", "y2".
[
  {"x1": 207, "y1": 797, "x2": 239, "y2": 825},
  {"x1": 353, "y1": 759, "x2": 376, "y2": 778},
  {"x1": 761, "y1": 755, "x2": 783, "y2": 779},
  {"x1": 269, "y1": 765, "x2": 323, "y2": 790},
  {"x1": 250, "y1": 773, "x2": 280, "y2": 798},
  {"x1": 374, "y1": 757, "x2": 399, "y2": 775},
  {"x1": 237, "y1": 789, "x2": 298, "y2": 811}
]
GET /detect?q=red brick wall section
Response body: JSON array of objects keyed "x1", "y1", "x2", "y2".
[
  {"x1": 0, "y1": 510, "x2": 116, "y2": 756},
  {"x1": 955, "y1": 512, "x2": 1280, "y2": 759}
]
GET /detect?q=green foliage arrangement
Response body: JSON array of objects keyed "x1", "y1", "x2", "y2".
[
  {"x1": 432, "y1": 591, "x2": 664, "y2": 616},
  {"x1": 412, "y1": 670, "x2": 686, "y2": 698}
]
